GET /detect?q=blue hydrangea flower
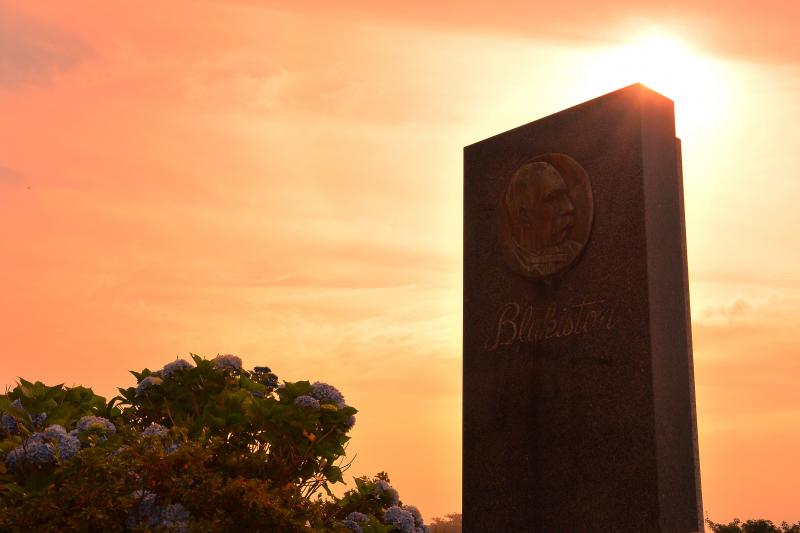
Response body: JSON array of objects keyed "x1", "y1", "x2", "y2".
[
  {"x1": 161, "y1": 358, "x2": 194, "y2": 377},
  {"x1": 383, "y1": 506, "x2": 415, "y2": 533},
  {"x1": 3, "y1": 446, "x2": 25, "y2": 471},
  {"x1": 5, "y1": 425, "x2": 80, "y2": 471},
  {"x1": 310, "y1": 382, "x2": 345, "y2": 408},
  {"x1": 1, "y1": 413, "x2": 19, "y2": 435},
  {"x1": 126, "y1": 490, "x2": 158, "y2": 529},
  {"x1": 32, "y1": 412, "x2": 47, "y2": 428},
  {"x1": 346, "y1": 512, "x2": 369, "y2": 523},
  {"x1": 342, "y1": 414, "x2": 356, "y2": 430},
  {"x1": 341, "y1": 519, "x2": 363, "y2": 533},
  {"x1": 142, "y1": 423, "x2": 169, "y2": 438},
  {"x1": 403, "y1": 505, "x2": 424, "y2": 527},
  {"x1": 293, "y1": 395, "x2": 320, "y2": 410},
  {"x1": 141, "y1": 423, "x2": 180, "y2": 453},
  {"x1": 126, "y1": 491, "x2": 190, "y2": 532},
  {"x1": 135, "y1": 376, "x2": 163, "y2": 396},
  {"x1": 1, "y1": 400, "x2": 45, "y2": 435},
  {"x1": 26, "y1": 439, "x2": 57, "y2": 464},
  {"x1": 160, "y1": 503, "x2": 191, "y2": 532},
  {"x1": 253, "y1": 367, "x2": 280, "y2": 387},
  {"x1": 213, "y1": 354, "x2": 242, "y2": 371},
  {"x1": 374, "y1": 479, "x2": 400, "y2": 506},
  {"x1": 42, "y1": 425, "x2": 80, "y2": 460},
  {"x1": 76, "y1": 416, "x2": 116, "y2": 441}
]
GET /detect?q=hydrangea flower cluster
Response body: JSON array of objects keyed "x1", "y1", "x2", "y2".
[
  {"x1": 383, "y1": 505, "x2": 416, "y2": 533},
  {"x1": 1, "y1": 399, "x2": 47, "y2": 435},
  {"x1": 125, "y1": 491, "x2": 190, "y2": 533},
  {"x1": 213, "y1": 354, "x2": 242, "y2": 371},
  {"x1": 373, "y1": 479, "x2": 400, "y2": 506},
  {"x1": 142, "y1": 423, "x2": 169, "y2": 438},
  {"x1": 310, "y1": 382, "x2": 346, "y2": 408},
  {"x1": 141, "y1": 422, "x2": 180, "y2": 453},
  {"x1": 293, "y1": 395, "x2": 320, "y2": 410},
  {"x1": 342, "y1": 414, "x2": 356, "y2": 430},
  {"x1": 346, "y1": 511, "x2": 369, "y2": 523},
  {"x1": 161, "y1": 358, "x2": 194, "y2": 378},
  {"x1": 4, "y1": 424, "x2": 81, "y2": 472},
  {"x1": 253, "y1": 366, "x2": 280, "y2": 388},
  {"x1": 0, "y1": 412, "x2": 19, "y2": 435},
  {"x1": 135, "y1": 376, "x2": 163, "y2": 396},
  {"x1": 74, "y1": 415, "x2": 116, "y2": 441},
  {"x1": 402, "y1": 505, "x2": 430, "y2": 533},
  {"x1": 341, "y1": 519, "x2": 363, "y2": 533}
]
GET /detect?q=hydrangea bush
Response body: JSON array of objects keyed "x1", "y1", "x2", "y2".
[{"x1": 0, "y1": 354, "x2": 429, "y2": 532}]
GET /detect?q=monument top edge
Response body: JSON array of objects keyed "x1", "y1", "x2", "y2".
[{"x1": 464, "y1": 82, "x2": 673, "y2": 150}]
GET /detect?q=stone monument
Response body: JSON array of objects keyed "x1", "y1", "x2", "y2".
[{"x1": 463, "y1": 84, "x2": 703, "y2": 532}]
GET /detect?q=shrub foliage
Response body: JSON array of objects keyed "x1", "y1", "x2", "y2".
[{"x1": 0, "y1": 354, "x2": 429, "y2": 532}]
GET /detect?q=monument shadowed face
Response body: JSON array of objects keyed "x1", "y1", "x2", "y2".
[{"x1": 506, "y1": 162, "x2": 576, "y2": 251}]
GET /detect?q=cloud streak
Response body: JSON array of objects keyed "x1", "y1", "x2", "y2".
[
  {"x1": 0, "y1": 6, "x2": 88, "y2": 87},
  {"x1": 226, "y1": 0, "x2": 800, "y2": 64}
]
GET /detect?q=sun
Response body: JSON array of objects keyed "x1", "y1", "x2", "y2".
[
  {"x1": 587, "y1": 30, "x2": 730, "y2": 138},
  {"x1": 624, "y1": 32, "x2": 712, "y2": 99}
]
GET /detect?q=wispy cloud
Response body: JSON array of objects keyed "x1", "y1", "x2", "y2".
[
  {"x1": 0, "y1": 164, "x2": 24, "y2": 184},
  {"x1": 223, "y1": 0, "x2": 800, "y2": 64},
  {"x1": 0, "y1": 6, "x2": 87, "y2": 87}
]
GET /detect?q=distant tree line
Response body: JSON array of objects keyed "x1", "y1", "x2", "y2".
[
  {"x1": 707, "y1": 518, "x2": 800, "y2": 533},
  {"x1": 429, "y1": 513, "x2": 461, "y2": 533},
  {"x1": 426, "y1": 515, "x2": 800, "y2": 533}
]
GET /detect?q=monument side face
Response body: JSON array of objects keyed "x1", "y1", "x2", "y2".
[{"x1": 463, "y1": 84, "x2": 702, "y2": 532}]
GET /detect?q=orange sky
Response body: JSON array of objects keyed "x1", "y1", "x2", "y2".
[{"x1": 1, "y1": 0, "x2": 799, "y2": 525}]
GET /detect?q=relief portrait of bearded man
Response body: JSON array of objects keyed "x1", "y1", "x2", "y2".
[{"x1": 503, "y1": 161, "x2": 583, "y2": 277}]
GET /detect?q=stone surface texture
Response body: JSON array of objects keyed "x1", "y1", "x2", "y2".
[{"x1": 463, "y1": 84, "x2": 703, "y2": 532}]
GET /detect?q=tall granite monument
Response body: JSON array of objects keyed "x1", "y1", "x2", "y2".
[{"x1": 463, "y1": 84, "x2": 703, "y2": 532}]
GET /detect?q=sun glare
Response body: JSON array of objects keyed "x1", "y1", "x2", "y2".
[{"x1": 587, "y1": 30, "x2": 730, "y2": 138}]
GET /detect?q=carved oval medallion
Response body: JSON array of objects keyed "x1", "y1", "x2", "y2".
[{"x1": 498, "y1": 153, "x2": 593, "y2": 279}]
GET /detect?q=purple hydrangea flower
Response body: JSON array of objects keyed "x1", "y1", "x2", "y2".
[
  {"x1": 161, "y1": 358, "x2": 194, "y2": 377},
  {"x1": 142, "y1": 423, "x2": 169, "y2": 438},
  {"x1": 1, "y1": 413, "x2": 19, "y2": 435},
  {"x1": 346, "y1": 512, "x2": 369, "y2": 523},
  {"x1": 126, "y1": 491, "x2": 189, "y2": 532},
  {"x1": 135, "y1": 376, "x2": 163, "y2": 396},
  {"x1": 3, "y1": 446, "x2": 25, "y2": 471},
  {"x1": 213, "y1": 354, "x2": 242, "y2": 371},
  {"x1": 374, "y1": 479, "x2": 400, "y2": 506},
  {"x1": 1, "y1": 400, "x2": 45, "y2": 435},
  {"x1": 141, "y1": 423, "x2": 180, "y2": 452},
  {"x1": 383, "y1": 506, "x2": 415, "y2": 533},
  {"x1": 342, "y1": 414, "x2": 356, "y2": 430},
  {"x1": 293, "y1": 395, "x2": 320, "y2": 410},
  {"x1": 32, "y1": 412, "x2": 47, "y2": 428},
  {"x1": 310, "y1": 382, "x2": 345, "y2": 408},
  {"x1": 76, "y1": 416, "x2": 116, "y2": 440},
  {"x1": 416, "y1": 526, "x2": 431, "y2": 533},
  {"x1": 403, "y1": 505, "x2": 424, "y2": 527},
  {"x1": 126, "y1": 491, "x2": 158, "y2": 529},
  {"x1": 5, "y1": 425, "x2": 80, "y2": 471},
  {"x1": 341, "y1": 519, "x2": 363, "y2": 533},
  {"x1": 160, "y1": 503, "x2": 191, "y2": 532}
]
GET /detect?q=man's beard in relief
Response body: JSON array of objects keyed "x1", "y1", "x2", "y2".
[{"x1": 549, "y1": 214, "x2": 575, "y2": 246}]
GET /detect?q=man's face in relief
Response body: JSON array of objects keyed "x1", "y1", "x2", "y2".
[{"x1": 511, "y1": 162, "x2": 576, "y2": 250}]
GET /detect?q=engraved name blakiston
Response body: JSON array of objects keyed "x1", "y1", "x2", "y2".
[{"x1": 486, "y1": 298, "x2": 619, "y2": 352}]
